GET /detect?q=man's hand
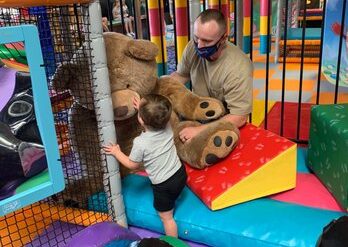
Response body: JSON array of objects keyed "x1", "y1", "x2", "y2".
[{"x1": 179, "y1": 125, "x2": 207, "y2": 143}]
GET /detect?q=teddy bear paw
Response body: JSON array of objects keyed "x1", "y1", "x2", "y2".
[
  {"x1": 200, "y1": 129, "x2": 239, "y2": 167},
  {"x1": 194, "y1": 98, "x2": 226, "y2": 121}
]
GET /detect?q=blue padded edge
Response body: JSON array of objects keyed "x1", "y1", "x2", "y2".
[{"x1": 123, "y1": 174, "x2": 346, "y2": 247}]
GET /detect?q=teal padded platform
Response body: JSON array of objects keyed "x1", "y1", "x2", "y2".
[
  {"x1": 122, "y1": 174, "x2": 345, "y2": 247},
  {"x1": 284, "y1": 28, "x2": 321, "y2": 40}
]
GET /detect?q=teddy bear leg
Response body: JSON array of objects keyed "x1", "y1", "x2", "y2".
[
  {"x1": 156, "y1": 77, "x2": 226, "y2": 121},
  {"x1": 172, "y1": 118, "x2": 240, "y2": 169}
]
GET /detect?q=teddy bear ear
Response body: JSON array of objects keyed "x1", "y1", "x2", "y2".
[{"x1": 128, "y1": 39, "x2": 159, "y2": 61}]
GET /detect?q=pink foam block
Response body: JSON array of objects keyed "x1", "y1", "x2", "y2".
[{"x1": 271, "y1": 173, "x2": 345, "y2": 212}]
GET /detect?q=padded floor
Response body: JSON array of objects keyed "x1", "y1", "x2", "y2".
[{"x1": 122, "y1": 174, "x2": 346, "y2": 247}]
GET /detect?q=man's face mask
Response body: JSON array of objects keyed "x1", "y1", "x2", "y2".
[{"x1": 194, "y1": 34, "x2": 225, "y2": 59}]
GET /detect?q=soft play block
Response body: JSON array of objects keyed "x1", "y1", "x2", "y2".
[
  {"x1": 271, "y1": 173, "x2": 344, "y2": 212},
  {"x1": 186, "y1": 124, "x2": 297, "y2": 210},
  {"x1": 308, "y1": 104, "x2": 348, "y2": 211},
  {"x1": 122, "y1": 174, "x2": 346, "y2": 247}
]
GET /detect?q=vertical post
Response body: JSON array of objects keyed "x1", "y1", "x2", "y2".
[
  {"x1": 275, "y1": 0, "x2": 283, "y2": 63},
  {"x1": 242, "y1": 0, "x2": 251, "y2": 54},
  {"x1": 221, "y1": 0, "x2": 230, "y2": 36},
  {"x1": 260, "y1": 0, "x2": 271, "y2": 54},
  {"x1": 174, "y1": 0, "x2": 189, "y2": 62},
  {"x1": 89, "y1": 1, "x2": 127, "y2": 227},
  {"x1": 230, "y1": 0, "x2": 235, "y2": 42},
  {"x1": 236, "y1": 0, "x2": 243, "y2": 48},
  {"x1": 190, "y1": 0, "x2": 201, "y2": 40},
  {"x1": 148, "y1": 0, "x2": 167, "y2": 75},
  {"x1": 134, "y1": 0, "x2": 143, "y2": 38}
]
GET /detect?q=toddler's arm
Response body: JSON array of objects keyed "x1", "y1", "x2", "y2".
[{"x1": 103, "y1": 143, "x2": 141, "y2": 170}]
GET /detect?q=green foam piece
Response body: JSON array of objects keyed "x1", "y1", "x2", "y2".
[
  {"x1": 308, "y1": 104, "x2": 348, "y2": 211},
  {"x1": 160, "y1": 236, "x2": 189, "y2": 247}
]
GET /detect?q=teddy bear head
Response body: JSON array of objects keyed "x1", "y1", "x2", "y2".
[
  {"x1": 103, "y1": 32, "x2": 158, "y2": 121},
  {"x1": 51, "y1": 46, "x2": 94, "y2": 111}
]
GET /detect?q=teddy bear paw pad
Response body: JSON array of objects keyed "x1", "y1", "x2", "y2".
[
  {"x1": 195, "y1": 100, "x2": 225, "y2": 120},
  {"x1": 200, "y1": 101, "x2": 216, "y2": 118},
  {"x1": 201, "y1": 130, "x2": 238, "y2": 167}
]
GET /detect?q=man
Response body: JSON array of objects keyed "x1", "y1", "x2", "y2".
[{"x1": 170, "y1": 9, "x2": 253, "y2": 143}]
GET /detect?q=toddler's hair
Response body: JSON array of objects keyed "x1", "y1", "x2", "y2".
[{"x1": 138, "y1": 94, "x2": 172, "y2": 130}]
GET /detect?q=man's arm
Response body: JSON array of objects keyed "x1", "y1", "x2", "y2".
[
  {"x1": 222, "y1": 113, "x2": 248, "y2": 128},
  {"x1": 178, "y1": 113, "x2": 247, "y2": 143},
  {"x1": 113, "y1": 149, "x2": 141, "y2": 170},
  {"x1": 170, "y1": 71, "x2": 190, "y2": 85}
]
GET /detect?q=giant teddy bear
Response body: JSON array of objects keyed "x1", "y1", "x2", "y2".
[
  {"x1": 103, "y1": 32, "x2": 240, "y2": 169},
  {"x1": 51, "y1": 32, "x2": 239, "y2": 207}
]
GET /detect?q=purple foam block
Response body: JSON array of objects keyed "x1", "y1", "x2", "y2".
[
  {"x1": 66, "y1": 221, "x2": 141, "y2": 247},
  {"x1": 27, "y1": 221, "x2": 85, "y2": 247}
]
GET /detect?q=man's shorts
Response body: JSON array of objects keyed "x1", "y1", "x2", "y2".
[{"x1": 151, "y1": 165, "x2": 187, "y2": 212}]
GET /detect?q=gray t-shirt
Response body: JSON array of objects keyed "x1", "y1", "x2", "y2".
[
  {"x1": 177, "y1": 40, "x2": 253, "y2": 115},
  {"x1": 129, "y1": 124, "x2": 181, "y2": 184}
]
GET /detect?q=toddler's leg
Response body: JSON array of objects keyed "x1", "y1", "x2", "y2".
[{"x1": 158, "y1": 209, "x2": 177, "y2": 237}]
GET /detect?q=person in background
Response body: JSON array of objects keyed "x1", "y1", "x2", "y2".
[
  {"x1": 100, "y1": 0, "x2": 110, "y2": 32},
  {"x1": 113, "y1": 0, "x2": 135, "y2": 37}
]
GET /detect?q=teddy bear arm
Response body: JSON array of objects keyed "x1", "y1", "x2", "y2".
[{"x1": 156, "y1": 77, "x2": 226, "y2": 121}]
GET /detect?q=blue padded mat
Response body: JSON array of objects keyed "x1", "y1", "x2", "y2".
[{"x1": 122, "y1": 174, "x2": 346, "y2": 247}]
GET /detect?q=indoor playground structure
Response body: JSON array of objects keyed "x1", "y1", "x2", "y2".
[
  {"x1": 0, "y1": 0, "x2": 348, "y2": 247},
  {"x1": 274, "y1": 0, "x2": 324, "y2": 63}
]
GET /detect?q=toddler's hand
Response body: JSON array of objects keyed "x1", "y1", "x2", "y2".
[
  {"x1": 103, "y1": 143, "x2": 121, "y2": 155},
  {"x1": 133, "y1": 96, "x2": 140, "y2": 110}
]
